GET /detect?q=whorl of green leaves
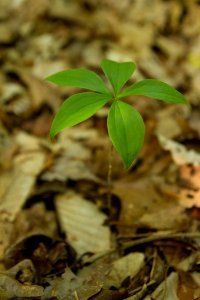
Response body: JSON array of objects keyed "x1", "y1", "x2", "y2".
[{"x1": 46, "y1": 59, "x2": 187, "y2": 169}]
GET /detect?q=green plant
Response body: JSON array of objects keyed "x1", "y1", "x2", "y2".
[{"x1": 46, "y1": 59, "x2": 187, "y2": 170}]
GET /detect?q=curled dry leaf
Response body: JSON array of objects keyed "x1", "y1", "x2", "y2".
[
  {"x1": 179, "y1": 165, "x2": 200, "y2": 208},
  {"x1": 143, "y1": 272, "x2": 179, "y2": 300},
  {"x1": 156, "y1": 106, "x2": 190, "y2": 139},
  {"x1": 55, "y1": 192, "x2": 111, "y2": 256},
  {"x1": 158, "y1": 135, "x2": 200, "y2": 166},
  {"x1": 0, "y1": 273, "x2": 44, "y2": 299},
  {"x1": 44, "y1": 266, "x2": 102, "y2": 300},
  {"x1": 114, "y1": 177, "x2": 189, "y2": 233},
  {"x1": 0, "y1": 132, "x2": 46, "y2": 259},
  {"x1": 158, "y1": 135, "x2": 200, "y2": 208},
  {"x1": 0, "y1": 151, "x2": 46, "y2": 221},
  {"x1": 106, "y1": 252, "x2": 145, "y2": 288}
]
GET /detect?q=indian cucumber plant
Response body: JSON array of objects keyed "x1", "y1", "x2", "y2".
[{"x1": 46, "y1": 59, "x2": 187, "y2": 170}]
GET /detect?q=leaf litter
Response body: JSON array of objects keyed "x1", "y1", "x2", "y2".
[{"x1": 1, "y1": 0, "x2": 200, "y2": 299}]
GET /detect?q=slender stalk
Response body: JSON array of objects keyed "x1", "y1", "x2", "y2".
[
  {"x1": 74, "y1": 291, "x2": 79, "y2": 300},
  {"x1": 107, "y1": 142, "x2": 114, "y2": 209}
]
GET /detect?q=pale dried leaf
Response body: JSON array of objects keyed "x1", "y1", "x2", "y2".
[
  {"x1": 44, "y1": 267, "x2": 101, "y2": 300},
  {"x1": 0, "y1": 150, "x2": 46, "y2": 221},
  {"x1": 115, "y1": 173, "x2": 192, "y2": 232},
  {"x1": 107, "y1": 253, "x2": 145, "y2": 288},
  {"x1": 42, "y1": 158, "x2": 100, "y2": 182},
  {"x1": 156, "y1": 106, "x2": 189, "y2": 139},
  {"x1": 179, "y1": 165, "x2": 200, "y2": 208},
  {"x1": 158, "y1": 135, "x2": 200, "y2": 166},
  {"x1": 0, "y1": 273, "x2": 44, "y2": 298},
  {"x1": 139, "y1": 206, "x2": 189, "y2": 231},
  {"x1": 144, "y1": 272, "x2": 179, "y2": 300},
  {"x1": 55, "y1": 192, "x2": 110, "y2": 256}
]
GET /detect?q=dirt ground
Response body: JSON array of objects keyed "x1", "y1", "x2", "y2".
[{"x1": 0, "y1": 0, "x2": 200, "y2": 299}]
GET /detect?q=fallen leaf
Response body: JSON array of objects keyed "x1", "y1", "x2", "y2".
[
  {"x1": 106, "y1": 252, "x2": 145, "y2": 288},
  {"x1": 114, "y1": 177, "x2": 189, "y2": 233},
  {"x1": 179, "y1": 164, "x2": 200, "y2": 208},
  {"x1": 156, "y1": 106, "x2": 189, "y2": 139},
  {"x1": 158, "y1": 135, "x2": 200, "y2": 166},
  {"x1": 55, "y1": 191, "x2": 111, "y2": 256},
  {"x1": 144, "y1": 272, "x2": 179, "y2": 300},
  {"x1": 0, "y1": 273, "x2": 44, "y2": 299},
  {"x1": 44, "y1": 266, "x2": 102, "y2": 300}
]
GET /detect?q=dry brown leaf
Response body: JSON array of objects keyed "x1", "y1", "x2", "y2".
[
  {"x1": 0, "y1": 273, "x2": 44, "y2": 299},
  {"x1": 156, "y1": 106, "x2": 190, "y2": 139},
  {"x1": 144, "y1": 272, "x2": 179, "y2": 300},
  {"x1": 4, "y1": 66, "x2": 60, "y2": 112},
  {"x1": 10, "y1": 202, "x2": 58, "y2": 243},
  {"x1": 156, "y1": 136, "x2": 200, "y2": 209},
  {"x1": 48, "y1": 0, "x2": 85, "y2": 23},
  {"x1": 114, "y1": 177, "x2": 188, "y2": 233},
  {"x1": 0, "y1": 81, "x2": 30, "y2": 115},
  {"x1": 55, "y1": 191, "x2": 111, "y2": 256},
  {"x1": 106, "y1": 253, "x2": 145, "y2": 288},
  {"x1": 42, "y1": 157, "x2": 100, "y2": 183},
  {"x1": 182, "y1": 3, "x2": 200, "y2": 37},
  {"x1": 44, "y1": 266, "x2": 102, "y2": 300},
  {"x1": 179, "y1": 165, "x2": 200, "y2": 208},
  {"x1": 158, "y1": 135, "x2": 200, "y2": 166},
  {"x1": 0, "y1": 132, "x2": 46, "y2": 259},
  {"x1": 188, "y1": 110, "x2": 200, "y2": 136},
  {"x1": 0, "y1": 150, "x2": 45, "y2": 221},
  {"x1": 42, "y1": 128, "x2": 101, "y2": 183},
  {"x1": 139, "y1": 205, "x2": 189, "y2": 231}
]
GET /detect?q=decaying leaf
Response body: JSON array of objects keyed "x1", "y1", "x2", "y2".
[
  {"x1": 143, "y1": 272, "x2": 179, "y2": 300},
  {"x1": 0, "y1": 273, "x2": 44, "y2": 299},
  {"x1": 0, "y1": 150, "x2": 45, "y2": 221},
  {"x1": 179, "y1": 164, "x2": 200, "y2": 208},
  {"x1": 114, "y1": 177, "x2": 190, "y2": 233},
  {"x1": 106, "y1": 252, "x2": 145, "y2": 288},
  {"x1": 55, "y1": 191, "x2": 111, "y2": 256},
  {"x1": 0, "y1": 132, "x2": 46, "y2": 260},
  {"x1": 43, "y1": 266, "x2": 102, "y2": 300},
  {"x1": 156, "y1": 106, "x2": 190, "y2": 139},
  {"x1": 158, "y1": 135, "x2": 200, "y2": 166}
]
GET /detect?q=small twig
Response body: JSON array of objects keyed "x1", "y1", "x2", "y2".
[
  {"x1": 83, "y1": 232, "x2": 200, "y2": 265},
  {"x1": 120, "y1": 231, "x2": 200, "y2": 249}
]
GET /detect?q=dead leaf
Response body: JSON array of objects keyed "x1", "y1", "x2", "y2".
[
  {"x1": 144, "y1": 272, "x2": 179, "y2": 300},
  {"x1": 106, "y1": 253, "x2": 145, "y2": 288},
  {"x1": 0, "y1": 273, "x2": 44, "y2": 299},
  {"x1": 44, "y1": 266, "x2": 102, "y2": 300},
  {"x1": 156, "y1": 106, "x2": 190, "y2": 139},
  {"x1": 158, "y1": 135, "x2": 200, "y2": 166},
  {"x1": 114, "y1": 177, "x2": 189, "y2": 233},
  {"x1": 179, "y1": 164, "x2": 200, "y2": 208},
  {"x1": 55, "y1": 191, "x2": 111, "y2": 256},
  {"x1": 0, "y1": 151, "x2": 45, "y2": 221}
]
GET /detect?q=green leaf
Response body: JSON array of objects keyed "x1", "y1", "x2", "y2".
[
  {"x1": 118, "y1": 79, "x2": 187, "y2": 104},
  {"x1": 46, "y1": 68, "x2": 111, "y2": 95},
  {"x1": 107, "y1": 100, "x2": 145, "y2": 169},
  {"x1": 50, "y1": 92, "x2": 112, "y2": 139},
  {"x1": 100, "y1": 59, "x2": 136, "y2": 96}
]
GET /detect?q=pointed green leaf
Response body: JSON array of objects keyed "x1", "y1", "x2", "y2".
[
  {"x1": 50, "y1": 92, "x2": 112, "y2": 139},
  {"x1": 118, "y1": 79, "x2": 187, "y2": 104},
  {"x1": 100, "y1": 59, "x2": 136, "y2": 96},
  {"x1": 107, "y1": 100, "x2": 145, "y2": 169},
  {"x1": 46, "y1": 68, "x2": 111, "y2": 94}
]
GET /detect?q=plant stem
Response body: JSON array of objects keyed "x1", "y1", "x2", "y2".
[
  {"x1": 74, "y1": 291, "x2": 79, "y2": 300},
  {"x1": 107, "y1": 142, "x2": 114, "y2": 209}
]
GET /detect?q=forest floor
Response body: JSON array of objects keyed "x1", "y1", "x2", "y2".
[{"x1": 0, "y1": 0, "x2": 200, "y2": 299}]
